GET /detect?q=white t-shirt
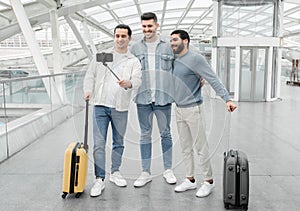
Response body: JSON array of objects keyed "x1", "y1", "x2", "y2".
[{"x1": 146, "y1": 40, "x2": 159, "y2": 102}]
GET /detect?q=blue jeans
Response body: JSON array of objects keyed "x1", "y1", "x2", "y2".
[
  {"x1": 93, "y1": 106, "x2": 128, "y2": 179},
  {"x1": 137, "y1": 103, "x2": 173, "y2": 173}
]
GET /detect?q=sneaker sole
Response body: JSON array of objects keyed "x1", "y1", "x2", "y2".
[
  {"x1": 109, "y1": 179, "x2": 127, "y2": 187},
  {"x1": 174, "y1": 186, "x2": 197, "y2": 192},
  {"x1": 133, "y1": 179, "x2": 152, "y2": 188},
  {"x1": 90, "y1": 193, "x2": 101, "y2": 197},
  {"x1": 165, "y1": 180, "x2": 177, "y2": 185},
  {"x1": 164, "y1": 177, "x2": 177, "y2": 185},
  {"x1": 195, "y1": 188, "x2": 214, "y2": 198},
  {"x1": 90, "y1": 188, "x2": 105, "y2": 197},
  {"x1": 196, "y1": 192, "x2": 212, "y2": 198}
]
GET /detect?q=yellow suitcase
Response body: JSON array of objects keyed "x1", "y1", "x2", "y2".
[{"x1": 62, "y1": 100, "x2": 89, "y2": 199}]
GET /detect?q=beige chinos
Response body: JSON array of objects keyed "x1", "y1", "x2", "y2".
[{"x1": 175, "y1": 104, "x2": 213, "y2": 180}]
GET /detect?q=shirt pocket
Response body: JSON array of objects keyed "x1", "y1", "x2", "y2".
[
  {"x1": 160, "y1": 54, "x2": 174, "y2": 71},
  {"x1": 136, "y1": 54, "x2": 146, "y2": 70}
]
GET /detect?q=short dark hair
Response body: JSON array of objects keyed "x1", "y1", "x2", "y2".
[
  {"x1": 114, "y1": 24, "x2": 132, "y2": 37},
  {"x1": 141, "y1": 12, "x2": 157, "y2": 23},
  {"x1": 171, "y1": 29, "x2": 190, "y2": 44}
]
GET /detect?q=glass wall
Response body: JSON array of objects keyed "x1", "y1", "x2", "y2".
[
  {"x1": 0, "y1": 70, "x2": 86, "y2": 161},
  {"x1": 220, "y1": 0, "x2": 275, "y2": 37},
  {"x1": 239, "y1": 47, "x2": 267, "y2": 101},
  {"x1": 0, "y1": 71, "x2": 85, "y2": 123},
  {"x1": 218, "y1": 47, "x2": 236, "y2": 95},
  {"x1": 215, "y1": 0, "x2": 281, "y2": 101}
]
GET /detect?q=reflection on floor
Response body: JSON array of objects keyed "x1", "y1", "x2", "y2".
[{"x1": 0, "y1": 80, "x2": 300, "y2": 210}]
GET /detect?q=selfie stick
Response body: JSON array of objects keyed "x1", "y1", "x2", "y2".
[
  {"x1": 102, "y1": 62, "x2": 127, "y2": 90},
  {"x1": 102, "y1": 62, "x2": 120, "y2": 81}
]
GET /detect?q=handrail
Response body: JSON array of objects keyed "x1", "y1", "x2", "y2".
[
  {"x1": 0, "y1": 70, "x2": 84, "y2": 83},
  {"x1": 0, "y1": 70, "x2": 86, "y2": 162}
]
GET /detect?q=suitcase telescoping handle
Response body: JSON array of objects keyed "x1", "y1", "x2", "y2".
[
  {"x1": 225, "y1": 106, "x2": 234, "y2": 155},
  {"x1": 83, "y1": 99, "x2": 89, "y2": 152}
]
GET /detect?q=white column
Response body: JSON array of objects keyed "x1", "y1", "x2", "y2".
[
  {"x1": 211, "y1": 0, "x2": 219, "y2": 72},
  {"x1": 10, "y1": 0, "x2": 62, "y2": 105},
  {"x1": 266, "y1": 47, "x2": 274, "y2": 101},
  {"x1": 50, "y1": 9, "x2": 67, "y2": 102},
  {"x1": 234, "y1": 46, "x2": 240, "y2": 101},
  {"x1": 50, "y1": 9, "x2": 62, "y2": 74},
  {"x1": 64, "y1": 15, "x2": 93, "y2": 60},
  {"x1": 277, "y1": 0, "x2": 284, "y2": 99},
  {"x1": 82, "y1": 21, "x2": 97, "y2": 55},
  {"x1": 210, "y1": 1, "x2": 220, "y2": 99}
]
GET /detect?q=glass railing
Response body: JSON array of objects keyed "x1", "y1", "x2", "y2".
[
  {"x1": 0, "y1": 71, "x2": 86, "y2": 119},
  {"x1": 0, "y1": 70, "x2": 86, "y2": 162}
]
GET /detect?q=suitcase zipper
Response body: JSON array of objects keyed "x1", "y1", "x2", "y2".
[{"x1": 236, "y1": 151, "x2": 241, "y2": 207}]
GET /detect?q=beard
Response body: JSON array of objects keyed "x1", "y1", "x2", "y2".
[
  {"x1": 172, "y1": 41, "x2": 184, "y2": 54},
  {"x1": 143, "y1": 30, "x2": 156, "y2": 40}
]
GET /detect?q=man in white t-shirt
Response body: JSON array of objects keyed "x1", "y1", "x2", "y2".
[{"x1": 83, "y1": 24, "x2": 142, "y2": 197}]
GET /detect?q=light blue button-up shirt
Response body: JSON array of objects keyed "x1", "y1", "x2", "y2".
[{"x1": 130, "y1": 36, "x2": 174, "y2": 105}]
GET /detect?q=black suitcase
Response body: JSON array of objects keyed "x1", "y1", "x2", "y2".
[{"x1": 223, "y1": 149, "x2": 249, "y2": 210}]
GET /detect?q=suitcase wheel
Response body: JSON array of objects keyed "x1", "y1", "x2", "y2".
[
  {"x1": 62, "y1": 192, "x2": 67, "y2": 199},
  {"x1": 75, "y1": 192, "x2": 82, "y2": 198},
  {"x1": 224, "y1": 203, "x2": 229, "y2": 209}
]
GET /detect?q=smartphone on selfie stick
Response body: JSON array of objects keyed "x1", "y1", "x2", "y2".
[
  {"x1": 96, "y1": 52, "x2": 127, "y2": 90},
  {"x1": 96, "y1": 52, "x2": 120, "y2": 80}
]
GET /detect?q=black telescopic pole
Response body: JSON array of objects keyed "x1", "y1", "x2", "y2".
[
  {"x1": 102, "y1": 62, "x2": 127, "y2": 90},
  {"x1": 102, "y1": 62, "x2": 120, "y2": 81}
]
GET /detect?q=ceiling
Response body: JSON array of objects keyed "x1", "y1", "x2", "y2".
[
  {"x1": 0, "y1": 0, "x2": 299, "y2": 55},
  {"x1": 0, "y1": 0, "x2": 214, "y2": 42}
]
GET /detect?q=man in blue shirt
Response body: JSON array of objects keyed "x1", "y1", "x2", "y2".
[
  {"x1": 130, "y1": 12, "x2": 177, "y2": 187},
  {"x1": 170, "y1": 29, "x2": 237, "y2": 197}
]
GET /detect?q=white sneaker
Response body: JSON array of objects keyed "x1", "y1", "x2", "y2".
[
  {"x1": 174, "y1": 178, "x2": 197, "y2": 192},
  {"x1": 90, "y1": 178, "x2": 105, "y2": 197},
  {"x1": 110, "y1": 171, "x2": 127, "y2": 187},
  {"x1": 196, "y1": 181, "x2": 215, "y2": 197},
  {"x1": 163, "y1": 169, "x2": 177, "y2": 184},
  {"x1": 134, "y1": 172, "x2": 152, "y2": 187}
]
